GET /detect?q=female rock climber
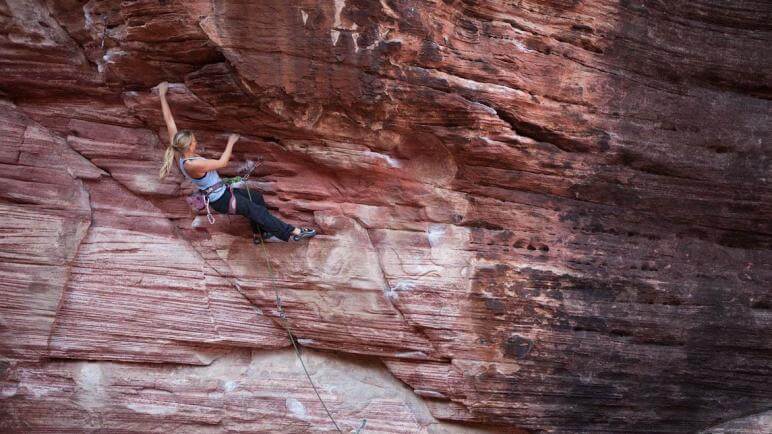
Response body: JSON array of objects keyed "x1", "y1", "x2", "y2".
[{"x1": 156, "y1": 81, "x2": 316, "y2": 243}]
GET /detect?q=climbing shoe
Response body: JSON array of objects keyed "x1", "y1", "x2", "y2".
[{"x1": 291, "y1": 227, "x2": 316, "y2": 241}]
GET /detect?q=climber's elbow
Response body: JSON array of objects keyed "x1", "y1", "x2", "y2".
[
  {"x1": 214, "y1": 159, "x2": 229, "y2": 170},
  {"x1": 217, "y1": 150, "x2": 234, "y2": 168},
  {"x1": 211, "y1": 158, "x2": 230, "y2": 171}
]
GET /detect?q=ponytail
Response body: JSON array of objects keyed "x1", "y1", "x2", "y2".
[
  {"x1": 159, "y1": 145, "x2": 175, "y2": 179},
  {"x1": 159, "y1": 130, "x2": 195, "y2": 179}
]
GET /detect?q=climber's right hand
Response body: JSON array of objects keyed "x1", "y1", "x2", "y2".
[
  {"x1": 158, "y1": 81, "x2": 168, "y2": 96},
  {"x1": 227, "y1": 133, "x2": 240, "y2": 145}
]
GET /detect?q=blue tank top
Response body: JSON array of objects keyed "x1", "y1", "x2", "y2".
[{"x1": 178, "y1": 157, "x2": 225, "y2": 201}]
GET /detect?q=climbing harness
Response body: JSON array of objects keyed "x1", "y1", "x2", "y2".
[
  {"x1": 185, "y1": 160, "x2": 254, "y2": 224},
  {"x1": 185, "y1": 182, "x2": 232, "y2": 225}
]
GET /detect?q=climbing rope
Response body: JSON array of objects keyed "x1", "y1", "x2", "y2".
[
  {"x1": 100, "y1": 16, "x2": 107, "y2": 49},
  {"x1": 183, "y1": 229, "x2": 350, "y2": 432},
  {"x1": 220, "y1": 161, "x2": 367, "y2": 434},
  {"x1": 187, "y1": 161, "x2": 365, "y2": 433},
  {"x1": 255, "y1": 232, "x2": 345, "y2": 433},
  {"x1": 242, "y1": 172, "x2": 364, "y2": 433}
]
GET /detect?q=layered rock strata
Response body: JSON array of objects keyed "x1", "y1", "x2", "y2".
[{"x1": 0, "y1": 0, "x2": 770, "y2": 432}]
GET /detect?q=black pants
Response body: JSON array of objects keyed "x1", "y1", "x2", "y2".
[{"x1": 209, "y1": 187, "x2": 295, "y2": 241}]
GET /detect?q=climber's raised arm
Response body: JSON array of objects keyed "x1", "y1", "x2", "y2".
[
  {"x1": 184, "y1": 133, "x2": 239, "y2": 173},
  {"x1": 158, "y1": 82, "x2": 177, "y2": 145}
]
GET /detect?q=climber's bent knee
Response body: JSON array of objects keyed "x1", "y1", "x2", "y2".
[{"x1": 208, "y1": 187, "x2": 294, "y2": 242}]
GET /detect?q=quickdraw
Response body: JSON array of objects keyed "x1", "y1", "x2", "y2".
[{"x1": 205, "y1": 195, "x2": 215, "y2": 224}]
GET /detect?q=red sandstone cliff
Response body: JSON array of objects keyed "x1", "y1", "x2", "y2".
[{"x1": 0, "y1": 0, "x2": 770, "y2": 432}]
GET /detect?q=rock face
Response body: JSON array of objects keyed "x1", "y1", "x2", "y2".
[{"x1": 0, "y1": 0, "x2": 770, "y2": 432}]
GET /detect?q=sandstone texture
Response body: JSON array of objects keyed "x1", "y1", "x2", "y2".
[{"x1": 0, "y1": 0, "x2": 770, "y2": 432}]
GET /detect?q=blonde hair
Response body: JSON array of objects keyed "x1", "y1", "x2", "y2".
[{"x1": 159, "y1": 130, "x2": 195, "y2": 178}]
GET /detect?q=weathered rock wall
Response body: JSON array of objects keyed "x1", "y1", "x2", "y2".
[{"x1": 1, "y1": 0, "x2": 770, "y2": 432}]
